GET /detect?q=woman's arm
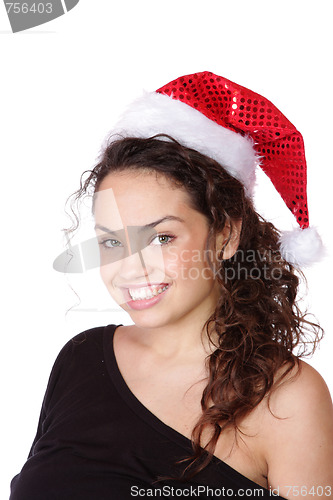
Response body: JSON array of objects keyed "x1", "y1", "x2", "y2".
[{"x1": 265, "y1": 361, "x2": 333, "y2": 499}]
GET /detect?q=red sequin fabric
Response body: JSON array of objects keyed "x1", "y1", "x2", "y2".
[{"x1": 157, "y1": 71, "x2": 309, "y2": 229}]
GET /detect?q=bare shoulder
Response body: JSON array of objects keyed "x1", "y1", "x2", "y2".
[
  {"x1": 268, "y1": 360, "x2": 333, "y2": 417},
  {"x1": 262, "y1": 360, "x2": 333, "y2": 498}
]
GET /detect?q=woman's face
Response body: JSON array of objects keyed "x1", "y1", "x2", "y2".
[{"x1": 94, "y1": 169, "x2": 224, "y2": 330}]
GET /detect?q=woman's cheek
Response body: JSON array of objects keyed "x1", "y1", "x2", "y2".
[
  {"x1": 163, "y1": 252, "x2": 194, "y2": 281},
  {"x1": 165, "y1": 262, "x2": 180, "y2": 280},
  {"x1": 99, "y1": 260, "x2": 119, "y2": 287},
  {"x1": 165, "y1": 244, "x2": 178, "y2": 263}
]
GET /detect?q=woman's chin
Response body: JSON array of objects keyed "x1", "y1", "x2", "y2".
[{"x1": 126, "y1": 308, "x2": 174, "y2": 331}]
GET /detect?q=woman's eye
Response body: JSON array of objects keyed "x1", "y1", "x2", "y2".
[
  {"x1": 151, "y1": 234, "x2": 174, "y2": 246},
  {"x1": 99, "y1": 239, "x2": 122, "y2": 249}
]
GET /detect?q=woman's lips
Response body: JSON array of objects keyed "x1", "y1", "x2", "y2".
[{"x1": 118, "y1": 283, "x2": 170, "y2": 310}]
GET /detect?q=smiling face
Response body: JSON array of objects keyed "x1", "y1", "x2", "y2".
[{"x1": 94, "y1": 169, "x2": 225, "y2": 330}]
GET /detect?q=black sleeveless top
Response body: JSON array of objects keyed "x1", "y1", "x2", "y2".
[{"x1": 10, "y1": 325, "x2": 285, "y2": 499}]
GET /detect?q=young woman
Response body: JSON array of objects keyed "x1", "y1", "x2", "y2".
[{"x1": 10, "y1": 72, "x2": 333, "y2": 499}]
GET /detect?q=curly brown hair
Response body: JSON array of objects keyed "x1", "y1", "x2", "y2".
[{"x1": 67, "y1": 134, "x2": 323, "y2": 479}]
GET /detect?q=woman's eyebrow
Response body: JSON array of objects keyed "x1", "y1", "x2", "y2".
[
  {"x1": 142, "y1": 215, "x2": 185, "y2": 229},
  {"x1": 94, "y1": 225, "x2": 122, "y2": 235},
  {"x1": 94, "y1": 216, "x2": 185, "y2": 234}
]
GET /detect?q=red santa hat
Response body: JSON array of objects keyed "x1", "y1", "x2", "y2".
[{"x1": 111, "y1": 71, "x2": 324, "y2": 267}]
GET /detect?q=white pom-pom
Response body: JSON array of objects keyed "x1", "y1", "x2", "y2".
[{"x1": 279, "y1": 227, "x2": 325, "y2": 267}]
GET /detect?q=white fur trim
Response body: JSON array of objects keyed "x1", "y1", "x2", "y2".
[
  {"x1": 279, "y1": 227, "x2": 325, "y2": 267},
  {"x1": 109, "y1": 92, "x2": 258, "y2": 197}
]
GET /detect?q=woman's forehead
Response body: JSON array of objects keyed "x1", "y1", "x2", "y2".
[
  {"x1": 97, "y1": 168, "x2": 180, "y2": 193},
  {"x1": 94, "y1": 171, "x2": 193, "y2": 227}
]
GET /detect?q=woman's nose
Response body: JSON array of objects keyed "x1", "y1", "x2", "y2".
[
  {"x1": 117, "y1": 250, "x2": 150, "y2": 281},
  {"x1": 117, "y1": 245, "x2": 166, "y2": 284}
]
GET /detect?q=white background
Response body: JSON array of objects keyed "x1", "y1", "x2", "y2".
[{"x1": 1, "y1": 1, "x2": 332, "y2": 497}]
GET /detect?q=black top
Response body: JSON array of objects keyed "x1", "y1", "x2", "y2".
[{"x1": 10, "y1": 325, "x2": 285, "y2": 499}]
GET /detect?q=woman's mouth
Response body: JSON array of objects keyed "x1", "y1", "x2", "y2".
[
  {"x1": 120, "y1": 283, "x2": 170, "y2": 310},
  {"x1": 128, "y1": 284, "x2": 169, "y2": 301}
]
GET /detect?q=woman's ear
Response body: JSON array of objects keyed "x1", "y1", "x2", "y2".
[{"x1": 216, "y1": 219, "x2": 242, "y2": 260}]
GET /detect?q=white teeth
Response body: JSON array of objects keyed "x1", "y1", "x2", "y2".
[{"x1": 128, "y1": 285, "x2": 169, "y2": 301}]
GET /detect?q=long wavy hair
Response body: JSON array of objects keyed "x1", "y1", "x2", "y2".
[{"x1": 67, "y1": 134, "x2": 323, "y2": 478}]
